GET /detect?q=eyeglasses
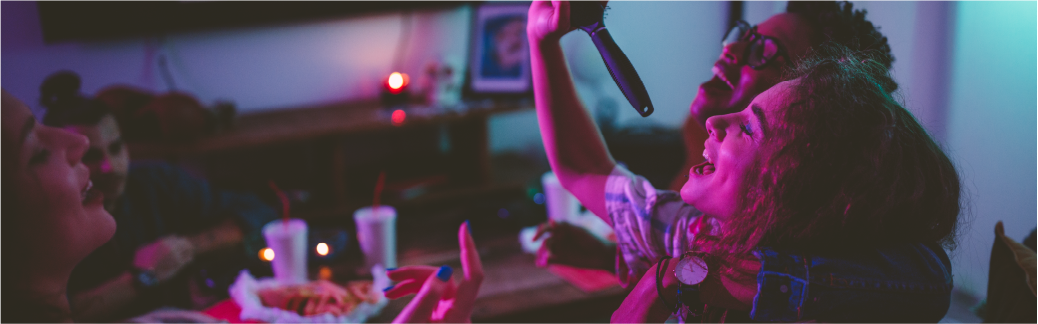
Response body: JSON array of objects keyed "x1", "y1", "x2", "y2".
[{"x1": 722, "y1": 20, "x2": 787, "y2": 70}]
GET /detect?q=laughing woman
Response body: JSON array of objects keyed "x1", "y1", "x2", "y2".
[
  {"x1": 2, "y1": 90, "x2": 118, "y2": 322},
  {"x1": 0, "y1": 89, "x2": 481, "y2": 323},
  {"x1": 610, "y1": 45, "x2": 961, "y2": 322},
  {"x1": 526, "y1": 1, "x2": 960, "y2": 320}
]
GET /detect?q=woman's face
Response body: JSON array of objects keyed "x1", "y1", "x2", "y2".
[
  {"x1": 2, "y1": 91, "x2": 116, "y2": 269},
  {"x1": 681, "y1": 81, "x2": 791, "y2": 219},
  {"x1": 63, "y1": 115, "x2": 130, "y2": 207}
]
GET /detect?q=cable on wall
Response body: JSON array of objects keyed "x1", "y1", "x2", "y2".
[{"x1": 392, "y1": 10, "x2": 414, "y2": 72}]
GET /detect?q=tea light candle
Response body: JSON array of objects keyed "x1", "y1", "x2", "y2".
[
  {"x1": 386, "y1": 72, "x2": 410, "y2": 94},
  {"x1": 382, "y1": 72, "x2": 411, "y2": 107},
  {"x1": 316, "y1": 242, "x2": 330, "y2": 256}
]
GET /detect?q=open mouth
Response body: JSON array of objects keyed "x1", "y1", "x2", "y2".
[
  {"x1": 701, "y1": 76, "x2": 732, "y2": 93},
  {"x1": 692, "y1": 160, "x2": 716, "y2": 175},
  {"x1": 81, "y1": 180, "x2": 103, "y2": 204},
  {"x1": 711, "y1": 65, "x2": 735, "y2": 90}
]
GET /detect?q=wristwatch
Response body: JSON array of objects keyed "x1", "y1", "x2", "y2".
[
  {"x1": 674, "y1": 253, "x2": 709, "y2": 285},
  {"x1": 674, "y1": 252, "x2": 709, "y2": 319},
  {"x1": 130, "y1": 268, "x2": 160, "y2": 291}
]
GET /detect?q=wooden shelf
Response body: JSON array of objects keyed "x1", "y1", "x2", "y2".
[
  {"x1": 124, "y1": 98, "x2": 536, "y2": 214},
  {"x1": 128, "y1": 99, "x2": 532, "y2": 159}
]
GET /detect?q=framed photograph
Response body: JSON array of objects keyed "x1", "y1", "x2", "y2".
[{"x1": 469, "y1": 4, "x2": 531, "y2": 94}]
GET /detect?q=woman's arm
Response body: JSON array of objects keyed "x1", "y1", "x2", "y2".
[
  {"x1": 612, "y1": 255, "x2": 755, "y2": 323},
  {"x1": 529, "y1": 0, "x2": 616, "y2": 223},
  {"x1": 69, "y1": 272, "x2": 138, "y2": 322},
  {"x1": 186, "y1": 218, "x2": 244, "y2": 255}
]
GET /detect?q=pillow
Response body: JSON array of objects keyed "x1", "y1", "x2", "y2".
[{"x1": 984, "y1": 221, "x2": 1036, "y2": 322}]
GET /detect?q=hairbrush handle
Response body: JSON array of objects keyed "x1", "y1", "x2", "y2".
[{"x1": 585, "y1": 26, "x2": 654, "y2": 117}]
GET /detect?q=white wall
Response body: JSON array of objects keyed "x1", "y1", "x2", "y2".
[
  {"x1": 843, "y1": 0, "x2": 1038, "y2": 299},
  {"x1": 942, "y1": 1, "x2": 1037, "y2": 297},
  {"x1": 2, "y1": 2, "x2": 472, "y2": 118}
]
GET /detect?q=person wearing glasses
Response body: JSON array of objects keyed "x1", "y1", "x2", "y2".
[
  {"x1": 669, "y1": 1, "x2": 895, "y2": 194},
  {"x1": 527, "y1": 1, "x2": 954, "y2": 322},
  {"x1": 535, "y1": 2, "x2": 904, "y2": 274}
]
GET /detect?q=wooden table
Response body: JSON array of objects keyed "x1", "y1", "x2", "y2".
[
  {"x1": 205, "y1": 233, "x2": 627, "y2": 323},
  {"x1": 371, "y1": 234, "x2": 627, "y2": 322}
]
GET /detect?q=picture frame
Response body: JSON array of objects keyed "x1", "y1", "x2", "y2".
[{"x1": 469, "y1": 4, "x2": 531, "y2": 94}]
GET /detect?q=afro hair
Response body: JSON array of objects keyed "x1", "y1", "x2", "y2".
[{"x1": 786, "y1": 1, "x2": 895, "y2": 70}]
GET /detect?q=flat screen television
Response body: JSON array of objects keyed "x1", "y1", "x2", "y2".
[{"x1": 37, "y1": 1, "x2": 471, "y2": 43}]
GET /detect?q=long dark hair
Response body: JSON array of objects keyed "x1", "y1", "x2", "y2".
[
  {"x1": 1, "y1": 91, "x2": 74, "y2": 322},
  {"x1": 718, "y1": 44, "x2": 961, "y2": 255}
]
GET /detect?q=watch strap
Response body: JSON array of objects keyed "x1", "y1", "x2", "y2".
[{"x1": 130, "y1": 268, "x2": 160, "y2": 291}]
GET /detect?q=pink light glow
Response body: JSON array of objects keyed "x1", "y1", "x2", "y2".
[
  {"x1": 386, "y1": 72, "x2": 409, "y2": 94},
  {"x1": 392, "y1": 109, "x2": 406, "y2": 125}
]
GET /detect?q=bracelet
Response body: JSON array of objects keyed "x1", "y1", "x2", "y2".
[{"x1": 655, "y1": 256, "x2": 678, "y2": 312}]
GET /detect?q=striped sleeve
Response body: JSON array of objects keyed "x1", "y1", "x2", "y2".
[{"x1": 605, "y1": 165, "x2": 704, "y2": 287}]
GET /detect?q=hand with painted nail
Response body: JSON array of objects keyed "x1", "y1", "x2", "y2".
[{"x1": 386, "y1": 222, "x2": 484, "y2": 323}]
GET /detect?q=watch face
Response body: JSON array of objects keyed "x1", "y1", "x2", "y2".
[
  {"x1": 675, "y1": 255, "x2": 708, "y2": 285},
  {"x1": 137, "y1": 270, "x2": 159, "y2": 287}
]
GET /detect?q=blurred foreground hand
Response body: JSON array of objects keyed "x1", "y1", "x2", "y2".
[{"x1": 385, "y1": 222, "x2": 484, "y2": 323}]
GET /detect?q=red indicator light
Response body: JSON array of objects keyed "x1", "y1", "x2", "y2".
[
  {"x1": 386, "y1": 72, "x2": 409, "y2": 94},
  {"x1": 392, "y1": 109, "x2": 406, "y2": 125}
]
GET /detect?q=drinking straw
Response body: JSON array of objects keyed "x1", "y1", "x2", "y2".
[
  {"x1": 269, "y1": 180, "x2": 290, "y2": 225},
  {"x1": 372, "y1": 171, "x2": 386, "y2": 216}
]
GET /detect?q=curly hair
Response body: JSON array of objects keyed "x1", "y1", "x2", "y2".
[
  {"x1": 716, "y1": 44, "x2": 960, "y2": 255},
  {"x1": 786, "y1": 1, "x2": 895, "y2": 73},
  {"x1": 40, "y1": 70, "x2": 113, "y2": 127}
]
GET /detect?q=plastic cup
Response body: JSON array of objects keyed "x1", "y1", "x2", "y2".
[
  {"x1": 542, "y1": 172, "x2": 580, "y2": 223},
  {"x1": 353, "y1": 206, "x2": 397, "y2": 270},
  {"x1": 263, "y1": 219, "x2": 309, "y2": 284}
]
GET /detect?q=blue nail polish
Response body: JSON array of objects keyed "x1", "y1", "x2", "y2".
[
  {"x1": 386, "y1": 268, "x2": 397, "y2": 272},
  {"x1": 382, "y1": 285, "x2": 395, "y2": 292},
  {"x1": 435, "y1": 265, "x2": 453, "y2": 282},
  {"x1": 464, "y1": 220, "x2": 471, "y2": 233}
]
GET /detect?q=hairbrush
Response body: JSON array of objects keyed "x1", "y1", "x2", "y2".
[{"x1": 570, "y1": 2, "x2": 654, "y2": 117}]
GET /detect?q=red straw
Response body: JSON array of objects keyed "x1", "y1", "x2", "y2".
[
  {"x1": 372, "y1": 171, "x2": 386, "y2": 215},
  {"x1": 268, "y1": 181, "x2": 291, "y2": 225}
]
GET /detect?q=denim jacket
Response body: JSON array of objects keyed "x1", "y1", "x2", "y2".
[
  {"x1": 605, "y1": 166, "x2": 952, "y2": 322},
  {"x1": 753, "y1": 243, "x2": 952, "y2": 322}
]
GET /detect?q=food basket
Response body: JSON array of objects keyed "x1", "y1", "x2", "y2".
[{"x1": 229, "y1": 265, "x2": 391, "y2": 323}]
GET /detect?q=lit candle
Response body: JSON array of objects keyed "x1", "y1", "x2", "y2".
[
  {"x1": 386, "y1": 72, "x2": 409, "y2": 94},
  {"x1": 260, "y1": 247, "x2": 275, "y2": 262},
  {"x1": 316, "y1": 242, "x2": 330, "y2": 256}
]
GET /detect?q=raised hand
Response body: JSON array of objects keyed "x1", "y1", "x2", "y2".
[
  {"x1": 527, "y1": 0, "x2": 612, "y2": 45},
  {"x1": 527, "y1": 0, "x2": 573, "y2": 46},
  {"x1": 386, "y1": 222, "x2": 484, "y2": 323},
  {"x1": 132, "y1": 235, "x2": 195, "y2": 282}
]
